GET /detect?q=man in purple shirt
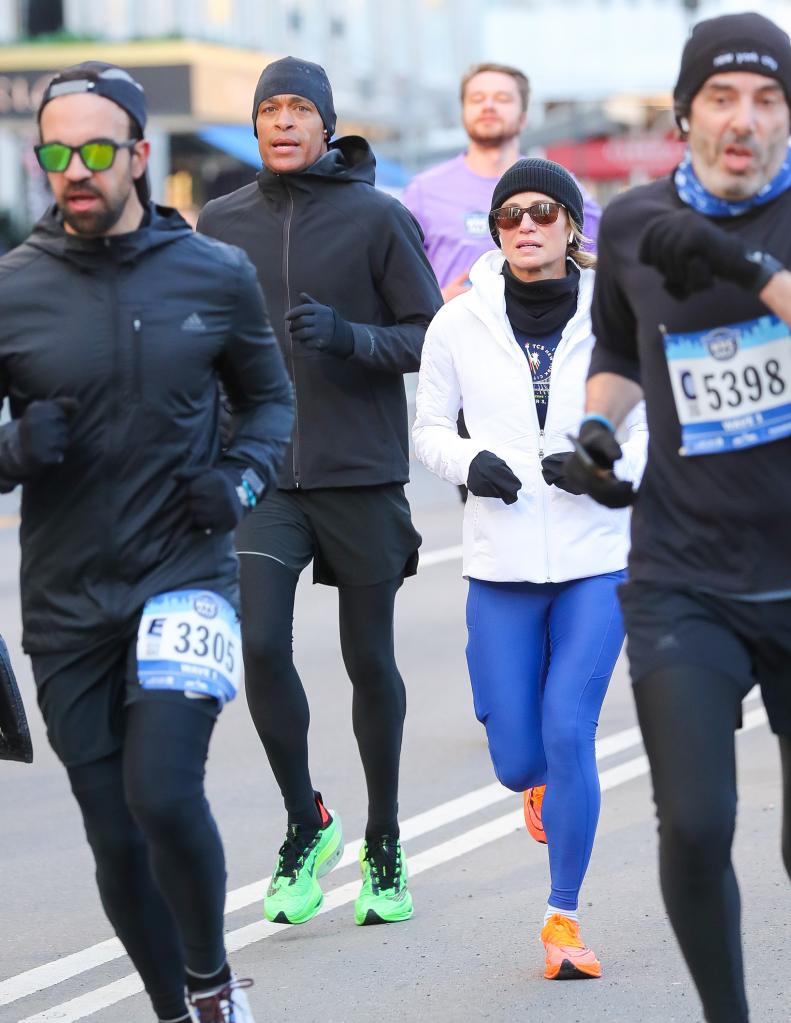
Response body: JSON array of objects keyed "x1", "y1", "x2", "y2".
[{"x1": 404, "y1": 62, "x2": 601, "y2": 302}]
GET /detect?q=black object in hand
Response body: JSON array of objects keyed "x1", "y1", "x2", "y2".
[
  {"x1": 564, "y1": 421, "x2": 636, "y2": 509},
  {"x1": 638, "y1": 209, "x2": 777, "y2": 300},
  {"x1": 18, "y1": 397, "x2": 79, "y2": 475},
  {"x1": 466, "y1": 450, "x2": 521, "y2": 505},
  {"x1": 174, "y1": 467, "x2": 243, "y2": 533},
  {"x1": 541, "y1": 451, "x2": 584, "y2": 495},
  {"x1": 285, "y1": 292, "x2": 355, "y2": 357}
]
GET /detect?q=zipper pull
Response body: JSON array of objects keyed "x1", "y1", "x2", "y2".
[{"x1": 133, "y1": 318, "x2": 141, "y2": 332}]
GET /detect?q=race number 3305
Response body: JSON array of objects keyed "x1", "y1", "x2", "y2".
[{"x1": 137, "y1": 589, "x2": 241, "y2": 705}]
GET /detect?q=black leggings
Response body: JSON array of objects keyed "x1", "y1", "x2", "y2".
[
  {"x1": 633, "y1": 664, "x2": 791, "y2": 1023},
  {"x1": 67, "y1": 695, "x2": 226, "y2": 1021},
  {"x1": 241, "y1": 556, "x2": 406, "y2": 836}
]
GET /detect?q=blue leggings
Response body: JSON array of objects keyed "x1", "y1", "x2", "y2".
[{"x1": 466, "y1": 572, "x2": 626, "y2": 911}]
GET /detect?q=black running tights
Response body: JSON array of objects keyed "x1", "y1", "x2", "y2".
[
  {"x1": 67, "y1": 696, "x2": 226, "y2": 1021},
  {"x1": 633, "y1": 663, "x2": 791, "y2": 1023},
  {"x1": 241, "y1": 556, "x2": 406, "y2": 836}
]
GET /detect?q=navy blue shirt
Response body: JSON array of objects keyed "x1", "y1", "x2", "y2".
[{"x1": 511, "y1": 324, "x2": 564, "y2": 429}]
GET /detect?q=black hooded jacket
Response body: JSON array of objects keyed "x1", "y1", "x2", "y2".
[
  {"x1": 197, "y1": 136, "x2": 443, "y2": 489},
  {"x1": 0, "y1": 204, "x2": 294, "y2": 653}
]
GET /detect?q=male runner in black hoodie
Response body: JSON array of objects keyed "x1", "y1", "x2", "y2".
[
  {"x1": 198, "y1": 57, "x2": 442, "y2": 928},
  {"x1": 0, "y1": 62, "x2": 293, "y2": 1022}
]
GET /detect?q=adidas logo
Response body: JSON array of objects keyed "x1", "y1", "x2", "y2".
[{"x1": 181, "y1": 312, "x2": 207, "y2": 333}]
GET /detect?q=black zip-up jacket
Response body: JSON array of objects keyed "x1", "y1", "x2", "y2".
[
  {"x1": 0, "y1": 204, "x2": 294, "y2": 653},
  {"x1": 197, "y1": 136, "x2": 443, "y2": 489}
]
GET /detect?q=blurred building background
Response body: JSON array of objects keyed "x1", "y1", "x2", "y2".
[{"x1": 0, "y1": 0, "x2": 789, "y2": 245}]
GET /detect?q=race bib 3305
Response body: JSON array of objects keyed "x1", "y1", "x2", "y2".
[
  {"x1": 664, "y1": 314, "x2": 791, "y2": 456},
  {"x1": 137, "y1": 589, "x2": 241, "y2": 705}
]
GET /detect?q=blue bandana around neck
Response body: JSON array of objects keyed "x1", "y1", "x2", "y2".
[{"x1": 674, "y1": 144, "x2": 791, "y2": 217}]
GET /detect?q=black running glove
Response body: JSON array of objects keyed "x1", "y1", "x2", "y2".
[
  {"x1": 638, "y1": 209, "x2": 782, "y2": 300},
  {"x1": 466, "y1": 450, "x2": 521, "y2": 505},
  {"x1": 564, "y1": 420, "x2": 636, "y2": 509},
  {"x1": 17, "y1": 397, "x2": 79, "y2": 476},
  {"x1": 541, "y1": 452, "x2": 584, "y2": 495},
  {"x1": 174, "y1": 467, "x2": 243, "y2": 533},
  {"x1": 285, "y1": 292, "x2": 355, "y2": 358}
]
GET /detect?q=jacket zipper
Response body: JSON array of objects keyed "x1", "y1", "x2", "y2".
[
  {"x1": 102, "y1": 246, "x2": 122, "y2": 584},
  {"x1": 537, "y1": 427, "x2": 551, "y2": 583},
  {"x1": 281, "y1": 179, "x2": 300, "y2": 487},
  {"x1": 132, "y1": 316, "x2": 143, "y2": 401}
]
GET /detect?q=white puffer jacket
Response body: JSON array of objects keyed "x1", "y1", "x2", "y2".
[{"x1": 413, "y1": 250, "x2": 647, "y2": 583}]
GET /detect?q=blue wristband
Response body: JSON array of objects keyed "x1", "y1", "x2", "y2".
[
  {"x1": 580, "y1": 413, "x2": 616, "y2": 433},
  {"x1": 240, "y1": 479, "x2": 258, "y2": 508}
]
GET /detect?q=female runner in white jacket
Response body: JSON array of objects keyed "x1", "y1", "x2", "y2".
[{"x1": 413, "y1": 159, "x2": 647, "y2": 981}]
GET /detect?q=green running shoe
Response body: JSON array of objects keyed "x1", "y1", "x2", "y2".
[
  {"x1": 354, "y1": 835, "x2": 413, "y2": 925},
  {"x1": 264, "y1": 796, "x2": 343, "y2": 925}
]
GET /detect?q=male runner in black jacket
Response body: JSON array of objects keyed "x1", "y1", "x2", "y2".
[
  {"x1": 566, "y1": 14, "x2": 791, "y2": 1023},
  {"x1": 198, "y1": 57, "x2": 442, "y2": 928},
  {"x1": 0, "y1": 62, "x2": 293, "y2": 1023}
]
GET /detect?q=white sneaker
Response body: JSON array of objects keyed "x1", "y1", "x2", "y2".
[{"x1": 188, "y1": 976, "x2": 255, "y2": 1022}]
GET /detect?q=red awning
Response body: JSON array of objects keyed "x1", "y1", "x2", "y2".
[{"x1": 546, "y1": 136, "x2": 685, "y2": 180}]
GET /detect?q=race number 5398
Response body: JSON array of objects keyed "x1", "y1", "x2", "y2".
[{"x1": 664, "y1": 315, "x2": 791, "y2": 456}]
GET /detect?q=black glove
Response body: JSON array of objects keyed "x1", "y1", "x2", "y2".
[
  {"x1": 174, "y1": 467, "x2": 243, "y2": 533},
  {"x1": 564, "y1": 419, "x2": 636, "y2": 509},
  {"x1": 541, "y1": 452, "x2": 584, "y2": 495},
  {"x1": 18, "y1": 397, "x2": 79, "y2": 476},
  {"x1": 466, "y1": 450, "x2": 521, "y2": 505},
  {"x1": 638, "y1": 209, "x2": 781, "y2": 300},
  {"x1": 285, "y1": 292, "x2": 355, "y2": 357}
]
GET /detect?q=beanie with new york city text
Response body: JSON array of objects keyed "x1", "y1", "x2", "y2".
[{"x1": 673, "y1": 12, "x2": 791, "y2": 127}]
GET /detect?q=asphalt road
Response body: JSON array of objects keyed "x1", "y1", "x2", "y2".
[{"x1": 1, "y1": 463, "x2": 788, "y2": 1023}]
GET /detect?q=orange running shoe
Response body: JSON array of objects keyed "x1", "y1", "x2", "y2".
[
  {"x1": 541, "y1": 914, "x2": 602, "y2": 980},
  {"x1": 523, "y1": 785, "x2": 547, "y2": 844}
]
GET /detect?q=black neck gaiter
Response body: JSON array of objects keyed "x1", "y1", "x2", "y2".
[{"x1": 502, "y1": 261, "x2": 580, "y2": 335}]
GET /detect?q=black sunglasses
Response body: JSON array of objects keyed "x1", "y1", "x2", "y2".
[
  {"x1": 490, "y1": 202, "x2": 566, "y2": 230},
  {"x1": 35, "y1": 138, "x2": 138, "y2": 173}
]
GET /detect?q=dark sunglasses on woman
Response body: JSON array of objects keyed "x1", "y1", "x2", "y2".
[{"x1": 490, "y1": 202, "x2": 566, "y2": 231}]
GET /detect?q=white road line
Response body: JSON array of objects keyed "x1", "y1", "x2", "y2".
[
  {"x1": 0, "y1": 714, "x2": 645, "y2": 1008},
  {"x1": 417, "y1": 544, "x2": 463, "y2": 567},
  {"x1": 3, "y1": 699, "x2": 766, "y2": 1010},
  {"x1": 15, "y1": 706, "x2": 770, "y2": 1023}
]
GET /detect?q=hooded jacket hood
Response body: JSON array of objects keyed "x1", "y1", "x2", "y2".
[
  {"x1": 257, "y1": 135, "x2": 375, "y2": 195},
  {"x1": 27, "y1": 202, "x2": 193, "y2": 267}
]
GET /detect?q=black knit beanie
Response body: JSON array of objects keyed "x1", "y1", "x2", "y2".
[
  {"x1": 673, "y1": 12, "x2": 791, "y2": 127},
  {"x1": 252, "y1": 56, "x2": 337, "y2": 138},
  {"x1": 489, "y1": 159, "x2": 584, "y2": 247}
]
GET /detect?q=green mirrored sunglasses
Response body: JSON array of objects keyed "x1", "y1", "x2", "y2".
[{"x1": 34, "y1": 138, "x2": 137, "y2": 173}]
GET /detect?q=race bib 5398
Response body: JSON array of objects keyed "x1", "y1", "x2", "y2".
[
  {"x1": 137, "y1": 589, "x2": 241, "y2": 705},
  {"x1": 664, "y1": 314, "x2": 791, "y2": 456}
]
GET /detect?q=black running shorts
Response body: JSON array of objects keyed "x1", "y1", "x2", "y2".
[
  {"x1": 235, "y1": 484, "x2": 421, "y2": 587},
  {"x1": 32, "y1": 628, "x2": 220, "y2": 768},
  {"x1": 619, "y1": 580, "x2": 791, "y2": 736}
]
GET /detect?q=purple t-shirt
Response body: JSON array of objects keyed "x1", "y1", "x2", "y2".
[{"x1": 402, "y1": 153, "x2": 601, "y2": 288}]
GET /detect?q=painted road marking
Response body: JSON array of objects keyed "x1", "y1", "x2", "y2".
[{"x1": 8, "y1": 706, "x2": 768, "y2": 1021}]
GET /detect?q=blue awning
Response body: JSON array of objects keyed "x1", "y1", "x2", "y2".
[
  {"x1": 198, "y1": 124, "x2": 411, "y2": 188},
  {"x1": 199, "y1": 125, "x2": 260, "y2": 167}
]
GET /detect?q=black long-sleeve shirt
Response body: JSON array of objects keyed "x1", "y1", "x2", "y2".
[{"x1": 589, "y1": 176, "x2": 791, "y2": 594}]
